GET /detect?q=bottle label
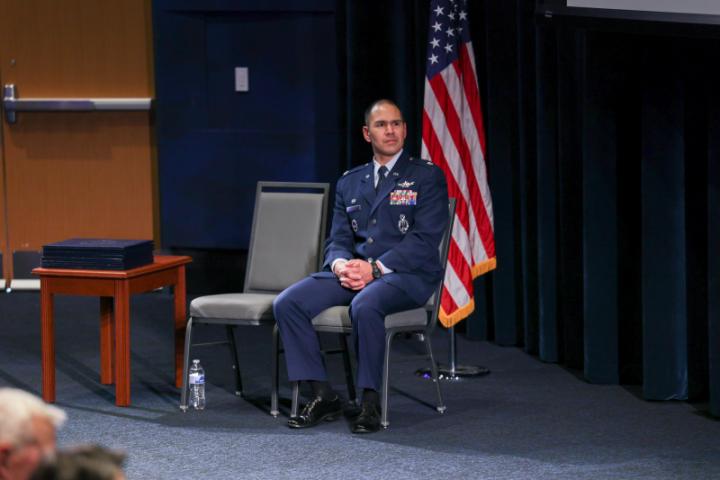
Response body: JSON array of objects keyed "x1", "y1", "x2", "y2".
[{"x1": 189, "y1": 373, "x2": 205, "y2": 385}]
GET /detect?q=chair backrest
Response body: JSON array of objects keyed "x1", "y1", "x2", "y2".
[
  {"x1": 244, "y1": 182, "x2": 329, "y2": 293},
  {"x1": 426, "y1": 198, "x2": 457, "y2": 332}
]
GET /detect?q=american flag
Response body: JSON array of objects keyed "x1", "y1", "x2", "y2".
[{"x1": 421, "y1": 0, "x2": 496, "y2": 328}]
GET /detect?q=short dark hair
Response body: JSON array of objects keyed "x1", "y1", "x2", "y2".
[{"x1": 364, "y1": 99, "x2": 404, "y2": 126}]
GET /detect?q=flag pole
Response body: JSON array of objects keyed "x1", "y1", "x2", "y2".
[
  {"x1": 438, "y1": 324, "x2": 490, "y2": 379},
  {"x1": 416, "y1": 325, "x2": 490, "y2": 381},
  {"x1": 418, "y1": 0, "x2": 495, "y2": 380}
]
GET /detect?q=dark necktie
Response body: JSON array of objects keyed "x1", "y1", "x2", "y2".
[{"x1": 376, "y1": 166, "x2": 388, "y2": 193}]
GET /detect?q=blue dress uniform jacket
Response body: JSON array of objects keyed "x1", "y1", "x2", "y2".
[{"x1": 320, "y1": 151, "x2": 449, "y2": 305}]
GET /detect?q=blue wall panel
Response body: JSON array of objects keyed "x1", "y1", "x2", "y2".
[{"x1": 153, "y1": 1, "x2": 341, "y2": 249}]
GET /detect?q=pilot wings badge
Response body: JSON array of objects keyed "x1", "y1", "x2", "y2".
[{"x1": 397, "y1": 180, "x2": 415, "y2": 188}]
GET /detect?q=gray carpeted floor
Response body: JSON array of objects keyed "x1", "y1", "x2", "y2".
[{"x1": 1, "y1": 292, "x2": 718, "y2": 479}]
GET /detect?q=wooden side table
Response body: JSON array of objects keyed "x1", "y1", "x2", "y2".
[{"x1": 33, "y1": 255, "x2": 192, "y2": 407}]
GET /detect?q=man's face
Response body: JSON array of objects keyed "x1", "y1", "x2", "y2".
[
  {"x1": 0, "y1": 417, "x2": 56, "y2": 480},
  {"x1": 362, "y1": 103, "x2": 407, "y2": 163}
]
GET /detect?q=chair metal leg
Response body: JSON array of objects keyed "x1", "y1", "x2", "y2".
[
  {"x1": 424, "y1": 333, "x2": 446, "y2": 414},
  {"x1": 381, "y1": 330, "x2": 396, "y2": 429},
  {"x1": 179, "y1": 317, "x2": 194, "y2": 411},
  {"x1": 339, "y1": 333, "x2": 356, "y2": 404},
  {"x1": 225, "y1": 326, "x2": 243, "y2": 397},
  {"x1": 290, "y1": 381, "x2": 300, "y2": 418},
  {"x1": 270, "y1": 324, "x2": 280, "y2": 417}
]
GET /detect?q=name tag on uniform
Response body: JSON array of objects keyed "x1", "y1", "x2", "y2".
[
  {"x1": 390, "y1": 189, "x2": 417, "y2": 206},
  {"x1": 346, "y1": 205, "x2": 362, "y2": 213}
]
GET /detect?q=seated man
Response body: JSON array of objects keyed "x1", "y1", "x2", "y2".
[
  {"x1": 0, "y1": 388, "x2": 66, "y2": 480},
  {"x1": 273, "y1": 99, "x2": 448, "y2": 433}
]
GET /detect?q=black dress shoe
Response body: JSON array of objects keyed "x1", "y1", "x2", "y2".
[
  {"x1": 288, "y1": 395, "x2": 343, "y2": 429},
  {"x1": 351, "y1": 402, "x2": 381, "y2": 434}
]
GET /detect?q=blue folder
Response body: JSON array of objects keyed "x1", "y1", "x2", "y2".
[{"x1": 42, "y1": 238, "x2": 154, "y2": 270}]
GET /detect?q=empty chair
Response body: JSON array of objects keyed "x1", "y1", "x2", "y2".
[{"x1": 180, "y1": 182, "x2": 329, "y2": 414}]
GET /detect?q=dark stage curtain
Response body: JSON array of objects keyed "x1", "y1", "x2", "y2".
[
  {"x1": 344, "y1": 0, "x2": 720, "y2": 416},
  {"x1": 344, "y1": 1, "x2": 428, "y2": 168}
]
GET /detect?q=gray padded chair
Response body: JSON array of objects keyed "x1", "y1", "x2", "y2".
[
  {"x1": 180, "y1": 182, "x2": 329, "y2": 414},
  {"x1": 281, "y1": 199, "x2": 456, "y2": 428}
]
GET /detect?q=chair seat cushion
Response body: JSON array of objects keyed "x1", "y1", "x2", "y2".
[
  {"x1": 190, "y1": 293, "x2": 277, "y2": 324},
  {"x1": 311, "y1": 306, "x2": 351, "y2": 329},
  {"x1": 385, "y1": 307, "x2": 429, "y2": 328},
  {"x1": 311, "y1": 305, "x2": 429, "y2": 330}
]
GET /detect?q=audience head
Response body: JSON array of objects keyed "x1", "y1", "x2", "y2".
[
  {"x1": 0, "y1": 388, "x2": 66, "y2": 480},
  {"x1": 30, "y1": 445, "x2": 126, "y2": 480}
]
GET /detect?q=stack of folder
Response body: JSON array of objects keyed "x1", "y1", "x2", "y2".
[{"x1": 42, "y1": 239, "x2": 154, "y2": 270}]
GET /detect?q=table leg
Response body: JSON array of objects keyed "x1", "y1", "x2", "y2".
[
  {"x1": 100, "y1": 297, "x2": 114, "y2": 385},
  {"x1": 174, "y1": 265, "x2": 187, "y2": 388},
  {"x1": 114, "y1": 280, "x2": 131, "y2": 406},
  {"x1": 40, "y1": 279, "x2": 55, "y2": 403}
]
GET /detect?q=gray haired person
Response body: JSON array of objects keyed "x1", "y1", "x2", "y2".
[{"x1": 0, "y1": 388, "x2": 66, "y2": 480}]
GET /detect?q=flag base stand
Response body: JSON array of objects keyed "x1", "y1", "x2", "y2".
[
  {"x1": 416, "y1": 364, "x2": 490, "y2": 381},
  {"x1": 415, "y1": 324, "x2": 491, "y2": 381}
]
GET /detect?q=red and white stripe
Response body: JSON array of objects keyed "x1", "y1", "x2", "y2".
[{"x1": 422, "y1": 41, "x2": 496, "y2": 328}]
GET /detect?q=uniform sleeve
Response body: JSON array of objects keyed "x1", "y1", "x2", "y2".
[
  {"x1": 377, "y1": 165, "x2": 449, "y2": 273},
  {"x1": 322, "y1": 179, "x2": 355, "y2": 270}
]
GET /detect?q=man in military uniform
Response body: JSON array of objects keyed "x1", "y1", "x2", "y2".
[{"x1": 273, "y1": 99, "x2": 448, "y2": 433}]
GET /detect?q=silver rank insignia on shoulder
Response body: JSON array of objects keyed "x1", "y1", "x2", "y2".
[
  {"x1": 397, "y1": 180, "x2": 415, "y2": 188},
  {"x1": 398, "y1": 214, "x2": 409, "y2": 234},
  {"x1": 351, "y1": 219, "x2": 358, "y2": 232}
]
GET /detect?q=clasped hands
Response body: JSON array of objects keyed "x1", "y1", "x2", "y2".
[{"x1": 334, "y1": 259, "x2": 374, "y2": 290}]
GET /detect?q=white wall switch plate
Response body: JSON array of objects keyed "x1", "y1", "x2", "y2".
[{"x1": 235, "y1": 67, "x2": 249, "y2": 92}]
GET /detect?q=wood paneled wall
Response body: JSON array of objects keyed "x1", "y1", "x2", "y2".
[{"x1": 0, "y1": 0, "x2": 156, "y2": 280}]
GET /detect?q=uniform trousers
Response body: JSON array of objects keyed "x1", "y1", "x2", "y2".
[{"x1": 273, "y1": 274, "x2": 420, "y2": 391}]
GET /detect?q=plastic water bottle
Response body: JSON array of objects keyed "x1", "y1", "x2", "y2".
[{"x1": 188, "y1": 359, "x2": 206, "y2": 410}]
